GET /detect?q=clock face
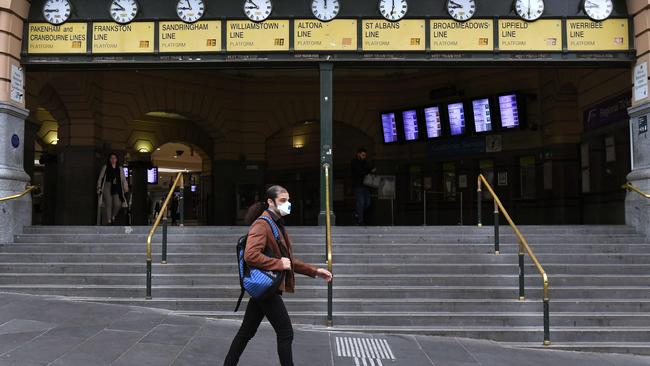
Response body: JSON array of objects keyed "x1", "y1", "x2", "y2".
[
  {"x1": 110, "y1": 0, "x2": 139, "y2": 24},
  {"x1": 311, "y1": 0, "x2": 340, "y2": 22},
  {"x1": 515, "y1": 0, "x2": 544, "y2": 21},
  {"x1": 583, "y1": 0, "x2": 613, "y2": 21},
  {"x1": 43, "y1": 0, "x2": 72, "y2": 25},
  {"x1": 379, "y1": 0, "x2": 408, "y2": 21},
  {"x1": 447, "y1": 0, "x2": 476, "y2": 22},
  {"x1": 244, "y1": 0, "x2": 273, "y2": 22},
  {"x1": 176, "y1": 0, "x2": 205, "y2": 23}
]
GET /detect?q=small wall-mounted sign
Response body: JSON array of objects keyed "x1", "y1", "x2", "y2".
[
  {"x1": 498, "y1": 171, "x2": 508, "y2": 186},
  {"x1": 639, "y1": 115, "x2": 648, "y2": 135},
  {"x1": 11, "y1": 134, "x2": 20, "y2": 148}
]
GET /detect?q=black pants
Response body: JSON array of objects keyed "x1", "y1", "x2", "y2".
[{"x1": 224, "y1": 294, "x2": 294, "y2": 366}]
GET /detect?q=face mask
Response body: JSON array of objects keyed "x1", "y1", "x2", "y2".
[{"x1": 275, "y1": 201, "x2": 292, "y2": 216}]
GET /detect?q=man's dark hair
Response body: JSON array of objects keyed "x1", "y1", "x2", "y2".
[{"x1": 244, "y1": 185, "x2": 288, "y2": 225}]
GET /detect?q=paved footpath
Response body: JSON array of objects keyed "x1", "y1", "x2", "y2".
[{"x1": 0, "y1": 293, "x2": 648, "y2": 366}]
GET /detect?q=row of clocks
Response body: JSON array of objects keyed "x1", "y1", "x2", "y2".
[{"x1": 42, "y1": 0, "x2": 616, "y2": 25}]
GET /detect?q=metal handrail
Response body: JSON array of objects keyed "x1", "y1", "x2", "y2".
[
  {"x1": 622, "y1": 182, "x2": 650, "y2": 199},
  {"x1": 0, "y1": 185, "x2": 38, "y2": 203},
  {"x1": 146, "y1": 172, "x2": 184, "y2": 299},
  {"x1": 477, "y1": 174, "x2": 550, "y2": 346},
  {"x1": 323, "y1": 163, "x2": 334, "y2": 327}
]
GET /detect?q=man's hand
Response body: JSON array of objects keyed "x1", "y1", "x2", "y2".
[
  {"x1": 316, "y1": 268, "x2": 333, "y2": 282},
  {"x1": 280, "y1": 257, "x2": 292, "y2": 270}
]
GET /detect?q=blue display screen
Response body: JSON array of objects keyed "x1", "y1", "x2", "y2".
[
  {"x1": 499, "y1": 94, "x2": 520, "y2": 129},
  {"x1": 472, "y1": 98, "x2": 493, "y2": 133},
  {"x1": 447, "y1": 102, "x2": 466, "y2": 136},
  {"x1": 424, "y1": 106, "x2": 442, "y2": 138},
  {"x1": 382, "y1": 113, "x2": 398, "y2": 143},
  {"x1": 402, "y1": 110, "x2": 419, "y2": 141}
]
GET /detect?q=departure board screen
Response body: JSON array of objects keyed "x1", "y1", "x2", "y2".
[
  {"x1": 472, "y1": 98, "x2": 493, "y2": 133},
  {"x1": 147, "y1": 167, "x2": 158, "y2": 184},
  {"x1": 424, "y1": 106, "x2": 442, "y2": 138},
  {"x1": 447, "y1": 102, "x2": 466, "y2": 136},
  {"x1": 498, "y1": 94, "x2": 521, "y2": 129},
  {"x1": 402, "y1": 110, "x2": 419, "y2": 141},
  {"x1": 381, "y1": 113, "x2": 398, "y2": 143}
]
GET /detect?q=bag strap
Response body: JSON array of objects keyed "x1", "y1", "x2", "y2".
[
  {"x1": 234, "y1": 289, "x2": 245, "y2": 312},
  {"x1": 258, "y1": 215, "x2": 288, "y2": 258}
]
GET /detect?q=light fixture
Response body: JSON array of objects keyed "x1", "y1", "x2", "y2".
[{"x1": 133, "y1": 139, "x2": 154, "y2": 154}]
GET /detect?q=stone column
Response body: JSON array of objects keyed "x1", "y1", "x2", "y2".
[
  {"x1": 0, "y1": 103, "x2": 31, "y2": 242},
  {"x1": 626, "y1": 1, "x2": 650, "y2": 239},
  {"x1": 0, "y1": 0, "x2": 32, "y2": 242}
]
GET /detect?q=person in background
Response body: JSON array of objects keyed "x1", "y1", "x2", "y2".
[
  {"x1": 96, "y1": 153, "x2": 129, "y2": 225},
  {"x1": 351, "y1": 147, "x2": 374, "y2": 225}
]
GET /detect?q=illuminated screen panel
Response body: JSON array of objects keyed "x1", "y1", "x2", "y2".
[
  {"x1": 447, "y1": 102, "x2": 466, "y2": 136},
  {"x1": 498, "y1": 94, "x2": 521, "y2": 129},
  {"x1": 472, "y1": 98, "x2": 493, "y2": 133},
  {"x1": 424, "y1": 106, "x2": 442, "y2": 138},
  {"x1": 402, "y1": 110, "x2": 419, "y2": 141},
  {"x1": 147, "y1": 167, "x2": 158, "y2": 184},
  {"x1": 381, "y1": 113, "x2": 398, "y2": 143}
]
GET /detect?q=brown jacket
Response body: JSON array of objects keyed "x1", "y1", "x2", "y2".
[{"x1": 244, "y1": 210, "x2": 318, "y2": 293}]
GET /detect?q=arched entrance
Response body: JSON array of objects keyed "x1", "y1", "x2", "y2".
[{"x1": 150, "y1": 142, "x2": 209, "y2": 225}]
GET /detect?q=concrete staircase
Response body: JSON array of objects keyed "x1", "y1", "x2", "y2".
[{"x1": 2, "y1": 225, "x2": 649, "y2": 355}]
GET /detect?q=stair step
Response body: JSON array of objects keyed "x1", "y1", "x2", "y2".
[{"x1": 5, "y1": 225, "x2": 649, "y2": 355}]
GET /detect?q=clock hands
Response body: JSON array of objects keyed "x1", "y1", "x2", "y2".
[
  {"x1": 112, "y1": 1, "x2": 126, "y2": 12},
  {"x1": 44, "y1": 8, "x2": 60, "y2": 13},
  {"x1": 246, "y1": 0, "x2": 259, "y2": 10},
  {"x1": 449, "y1": 0, "x2": 462, "y2": 9},
  {"x1": 391, "y1": 0, "x2": 396, "y2": 16}
]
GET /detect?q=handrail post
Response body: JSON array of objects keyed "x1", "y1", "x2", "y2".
[
  {"x1": 477, "y1": 178, "x2": 482, "y2": 227},
  {"x1": 459, "y1": 191, "x2": 463, "y2": 225},
  {"x1": 179, "y1": 173, "x2": 185, "y2": 227},
  {"x1": 423, "y1": 191, "x2": 427, "y2": 226},
  {"x1": 324, "y1": 163, "x2": 333, "y2": 327},
  {"x1": 162, "y1": 216, "x2": 168, "y2": 264},
  {"x1": 518, "y1": 242, "x2": 525, "y2": 301},
  {"x1": 146, "y1": 259, "x2": 152, "y2": 299},
  {"x1": 145, "y1": 172, "x2": 183, "y2": 300},
  {"x1": 493, "y1": 201, "x2": 500, "y2": 254},
  {"x1": 543, "y1": 279, "x2": 551, "y2": 346}
]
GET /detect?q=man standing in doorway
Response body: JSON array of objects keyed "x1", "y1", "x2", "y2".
[{"x1": 351, "y1": 148, "x2": 374, "y2": 226}]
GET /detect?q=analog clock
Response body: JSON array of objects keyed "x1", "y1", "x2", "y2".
[
  {"x1": 110, "y1": 0, "x2": 139, "y2": 24},
  {"x1": 379, "y1": 0, "x2": 408, "y2": 21},
  {"x1": 43, "y1": 0, "x2": 72, "y2": 25},
  {"x1": 244, "y1": 0, "x2": 273, "y2": 22},
  {"x1": 176, "y1": 0, "x2": 205, "y2": 23},
  {"x1": 447, "y1": 0, "x2": 476, "y2": 22},
  {"x1": 515, "y1": 0, "x2": 544, "y2": 21},
  {"x1": 583, "y1": 0, "x2": 613, "y2": 21},
  {"x1": 311, "y1": 0, "x2": 340, "y2": 22}
]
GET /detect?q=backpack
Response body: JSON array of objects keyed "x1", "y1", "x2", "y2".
[{"x1": 234, "y1": 215, "x2": 287, "y2": 312}]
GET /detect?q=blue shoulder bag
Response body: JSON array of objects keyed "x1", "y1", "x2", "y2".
[{"x1": 234, "y1": 215, "x2": 286, "y2": 312}]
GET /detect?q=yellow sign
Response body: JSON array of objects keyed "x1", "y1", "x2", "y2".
[
  {"x1": 567, "y1": 19, "x2": 629, "y2": 51},
  {"x1": 226, "y1": 20, "x2": 289, "y2": 51},
  {"x1": 362, "y1": 19, "x2": 425, "y2": 51},
  {"x1": 159, "y1": 21, "x2": 221, "y2": 52},
  {"x1": 27, "y1": 23, "x2": 87, "y2": 54},
  {"x1": 92, "y1": 22, "x2": 154, "y2": 53},
  {"x1": 498, "y1": 19, "x2": 562, "y2": 51},
  {"x1": 294, "y1": 19, "x2": 357, "y2": 51},
  {"x1": 430, "y1": 19, "x2": 493, "y2": 51}
]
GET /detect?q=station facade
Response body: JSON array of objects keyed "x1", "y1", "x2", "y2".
[{"x1": 0, "y1": 0, "x2": 649, "y2": 240}]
